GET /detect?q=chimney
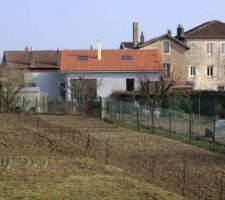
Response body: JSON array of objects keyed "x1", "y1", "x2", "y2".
[
  {"x1": 57, "y1": 48, "x2": 60, "y2": 67},
  {"x1": 25, "y1": 45, "x2": 29, "y2": 52},
  {"x1": 167, "y1": 29, "x2": 172, "y2": 35},
  {"x1": 133, "y1": 22, "x2": 138, "y2": 48},
  {"x1": 97, "y1": 40, "x2": 102, "y2": 60},
  {"x1": 29, "y1": 51, "x2": 35, "y2": 66},
  {"x1": 177, "y1": 24, "x2": 184, "y2": 38},
  {"x1": 140, "y1": 31, "x2": 145, "y2": 44}
]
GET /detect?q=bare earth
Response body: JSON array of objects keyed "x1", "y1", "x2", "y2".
[{"x1": 0, "y1": 114, "x2": 185, "y2": 200}]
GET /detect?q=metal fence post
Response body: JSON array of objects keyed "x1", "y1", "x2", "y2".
[
  {"x1": 137, "y1": 106, "x2": 139, "y2": 131},
  {"x1": 169, "y1": 111, "x2": 172, "y2": 137},
  {"x1": 122, "y1": 102, "x2": 125, "y2": 124},
  {"x1": 43, "y1": 96, "x2": 44, "y2": 113},
  {"x1": 110, "y1": 99, "x2": 112, "y2": 121},
  {"x1": 212, "y1": 118, "x2": 216, "y2": 150}
]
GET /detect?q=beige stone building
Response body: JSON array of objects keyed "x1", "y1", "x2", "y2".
[
  {"x1": 120, "y1": 22, "x2": 190, "y2": 82},
  {"x1": 184, "y1": 20, "x2": 225, "y2": 91}
]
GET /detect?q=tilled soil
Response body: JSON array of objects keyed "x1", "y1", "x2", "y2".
[
  {"x1": 37, "y1": 115, "x2": 225, "y2": 200},
  {"x1": 1, "y1": 114, "x2": 225, "y2": 199}
]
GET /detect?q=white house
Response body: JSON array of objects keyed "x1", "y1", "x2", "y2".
[
  {"x1": 60, "y1": 47, "x2": 163, "y2": 99},
  {"x1": 2, "y1": 49, "x2": 61, "y2": 100}
]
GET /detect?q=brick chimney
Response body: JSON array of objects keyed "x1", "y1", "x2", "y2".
[
  {"x1": 176, "y1": 24, "x2": 186, "y2": 43},
  {"x1": 177, "y1": 24, "x2": 184, "y2": 38},
  {"x1": 140, "y1": 31, "x2": 145, "y2": 44},
  {"x1": 25, "y1": 45, "x2": 29, "y2": 52},
  {"x1": 133, "y1": 22, "x2": 138, "y2": 48}
]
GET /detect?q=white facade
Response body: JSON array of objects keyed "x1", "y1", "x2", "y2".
[
  {"x1": 63, "y1": 71, "x2": 160, "y2": 99},
  {"x1": 25, "y1": 71, "x2": 61, "y2": 100},
  {"x1": 187, "y1": 39, "x2": 225, "y2": 90}
]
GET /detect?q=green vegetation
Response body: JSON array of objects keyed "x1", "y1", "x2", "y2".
[{"x1": 113, "y1": 119, "x2": 225, "y2": 155}]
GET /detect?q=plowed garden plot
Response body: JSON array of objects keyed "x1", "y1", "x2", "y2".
[
  {"x1": 34, "y1": 114, "x2": 225, "y2": 200},
  {"x1": 0, "y1": 114, "x2": 184, "y2": 200}
]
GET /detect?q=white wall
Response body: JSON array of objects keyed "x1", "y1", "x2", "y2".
[
  {"x1": 25, "y1": 71, "x2": 61, "y2": 100},
  {"x1": 65, "y1": 72, "x2": 160, "y2": 99}
]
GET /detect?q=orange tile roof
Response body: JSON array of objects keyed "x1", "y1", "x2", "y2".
[
  {"x1": 60, "y1": 49, "x2": 163, "y2": 72},
  {"x1": 174, "y1": 81, "x2": 194, "y2": 87}
]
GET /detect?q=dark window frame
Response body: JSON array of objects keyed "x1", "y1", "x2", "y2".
[
  {"x1": 126, "y1": 79, "x2": 134, "y2": 91},
  {"x1": 163, "y1": 41, "x2": 170, "y2": 54},
  {"x1": 77, "y1": 56, "x2": 89, "y2": 60}
]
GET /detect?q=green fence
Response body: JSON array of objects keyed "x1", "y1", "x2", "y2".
[{"x1": 105, "y1": 98, "x2": 225, "y2": 148}]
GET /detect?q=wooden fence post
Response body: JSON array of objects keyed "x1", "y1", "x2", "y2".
[
  {"x1": 85, "y1": 134, "x2": 90, "y2": 156},
  {"x1": 73, "y1": 129, "x2": 75, "y2": 147},
  {"x1": 130, "y1": 153, "x2": 133, "y2": 170},
  {"x1": 36, "y1": 118, "x2": 39, "y2": 131},
  {"x1": 60, "y1": 126, "x2": 63, "y2": 141},
  {"x1": 152, "y1": 156, "x2": 155, "y2": 181},
  {"x1": 183, "y1": 161, "x2": 186, "y2": 196},
  {"x1": 106, "y1": 138, "x2": 109, "y2": 164},
  {"x1": 220, "y1": 176, "x2": 223, "y2": 200},
  {"x1": 169, "y1": 112, "x2": 171, "y2": 137}
]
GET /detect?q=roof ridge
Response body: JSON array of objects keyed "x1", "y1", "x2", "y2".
[
  {"x1": 139, "y1": 33, "x2": 189, "y2": 49},
  {"x1": 185, "y1": 20, "x2": 223, "y2": 36}
]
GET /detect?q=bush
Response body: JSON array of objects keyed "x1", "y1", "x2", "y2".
[{"x1": 110, "y1": 91, "x2": 135, "y2": 102}]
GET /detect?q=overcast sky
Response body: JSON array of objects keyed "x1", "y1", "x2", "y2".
[{"x1": 0, "y1": 0, "x2": 225, "y2": 54}]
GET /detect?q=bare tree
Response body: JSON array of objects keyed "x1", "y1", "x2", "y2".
[
  {"x1": 0, "y1": 68, "x2": 26, "y2": 112},
  {"x1": 61, "y1": 75, "x2": 103, "y2": 115},
  {"x1": 138, "y1": 65, "x2": 185, "y2": 133}
]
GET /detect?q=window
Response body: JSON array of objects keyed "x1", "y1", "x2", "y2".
[
  {"x1": 206, "y1": 43, "x2": 213, "y2": 55},
  {"x1": 189, "y1": 66, "x2": 196, "y2": 77},
  {"x1": 189, "y1": 43, "x2": 196, "y2": 54},
  {"x1": 207, "y1": 65, "x2": 214, "y2": 77},
  {"x1": 222, "y1": 43, "x2": 225, "y2": 55},
  {"x1": 126, "y1": 79, "x2": 134, "y2": 91},
  {"x1": 163, "y1": 63, "x2": 171, "y2": 77},
  {"x1": 218, "y1": 86, "x2": 224, "y2": 91},
  {"x1": 163, "y1": 41, "x2": 170, "y2": 53},
  {"x1": 121, "y1": 55, "x2": 133, "y2": 60},
  {"x1": 77, "y1": 56, "x2": 88, "y2": 60}
]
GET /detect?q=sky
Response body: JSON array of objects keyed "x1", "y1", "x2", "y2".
[{"x1": 0, "y1": 0, "x2": 225, "y2": 55}]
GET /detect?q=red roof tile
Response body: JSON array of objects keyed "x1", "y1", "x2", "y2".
[
  {"x1": 60, "y1": 49, "x2": 163, "y2": 72},
  {"x1": 3, "y1": 50, "x2": 60, "y2": 70},
  {"x1": 174, "y1": 81, "x2": 194, "y2": 87}
]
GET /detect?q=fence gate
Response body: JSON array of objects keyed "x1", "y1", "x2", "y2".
[{"x1": 91, "y1": 97, "x2": 101, "y2": 117}]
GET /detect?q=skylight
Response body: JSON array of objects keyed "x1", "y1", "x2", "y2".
[
  {"x1": 77, "y1": 56, "x2": 88, "y2": 60},
  {"x1": 121, "y1": 55, "x2": 133, "y2": 60}
]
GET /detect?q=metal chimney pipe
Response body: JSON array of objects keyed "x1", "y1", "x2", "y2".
[{"x1": 97, "y1": 40, "x2": 101, "y2": 60}]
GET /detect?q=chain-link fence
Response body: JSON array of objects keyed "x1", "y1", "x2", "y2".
[{"x1": 105, "y1": 98, "x2": 225, "y2": 148}]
